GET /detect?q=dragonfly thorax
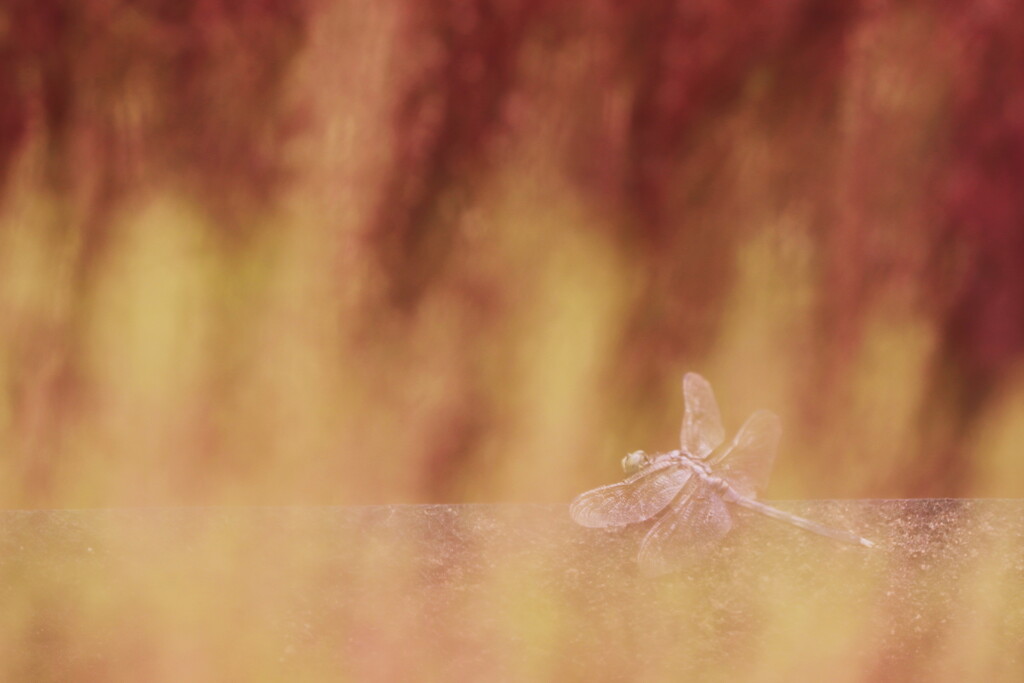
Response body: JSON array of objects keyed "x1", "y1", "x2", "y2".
[
  {"x1": 622, "y1": 449, "x2": 730, "y2": 497},
  {"x1": 682, "y1": 456, "x2": 713, "y2": 477},
  {"x1": 674, "y1": 453, "x2": 733, "y2": 494}
]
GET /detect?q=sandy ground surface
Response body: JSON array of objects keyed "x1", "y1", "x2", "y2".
[{"x1": 1, "y1": 500, "x2": 1021, "y2": 681}]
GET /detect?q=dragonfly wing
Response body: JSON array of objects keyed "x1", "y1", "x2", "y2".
[
  {"x1": 680, "y1": 373, "x2": 725, "y2": 459},
  {"x1": 570, "y1": 463, "x2": 691, "y2": 528},
  {"x1": 637, "y1": 480, "x2": 733, "y2": 576},
  {"x1": 709, "y1": 409, "x2": 781, "y2": 499}
]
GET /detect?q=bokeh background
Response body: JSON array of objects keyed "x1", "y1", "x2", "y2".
[{"x1": 2, "y1": 0, "x2": 1024, "y2": 509}]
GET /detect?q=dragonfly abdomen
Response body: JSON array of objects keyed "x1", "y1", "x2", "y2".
[{"x1": 732, "y1": 496, "x2": 875, "y2": 548}]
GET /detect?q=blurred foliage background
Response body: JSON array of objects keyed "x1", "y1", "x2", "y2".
[{"x1": 1, "y1": 0, "x2": 1023, "y2": 509}]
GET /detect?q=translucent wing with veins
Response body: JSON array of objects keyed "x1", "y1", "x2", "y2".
[
  {"x1": 710, "y1": 409, "x2": 782, "y2": 500},
  {"x1": 636, "y1": 480, "x2": 733, "y2": 575},
  {"x1": 570, "y1": 461, "x2": 692, "y2": 528},
  {"x1": 680, "y1": 372, "x2": 725, "y2": 459}
]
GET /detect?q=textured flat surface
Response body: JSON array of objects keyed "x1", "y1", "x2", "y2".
[{"x1": 1, "y1": 500, "x2": 1022, "y2": 681}]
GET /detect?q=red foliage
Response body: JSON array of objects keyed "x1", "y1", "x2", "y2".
[
  {"x1": 0, "y1": 0, "x2": 311, "y2": 239},
  {"x1": 3, "y1": 0, "x2": 1024, "y2": 498}
]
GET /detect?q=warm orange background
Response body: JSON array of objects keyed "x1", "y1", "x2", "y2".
[{"x1": 1, "y1": 0, "x2": 1023, "y2": 508}]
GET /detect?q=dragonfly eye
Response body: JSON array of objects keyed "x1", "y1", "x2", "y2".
[{"x1": 621, "y1": 450, "x2": 650, "y2": 474}]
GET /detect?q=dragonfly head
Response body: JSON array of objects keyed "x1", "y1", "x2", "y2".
[{"x1": 621, "y1": 450, "x2": 651, "y2": 474}]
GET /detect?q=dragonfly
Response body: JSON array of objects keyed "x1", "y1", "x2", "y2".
[{"x1": 570, "y1": 372, "x2": 874, "y2": 574}]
